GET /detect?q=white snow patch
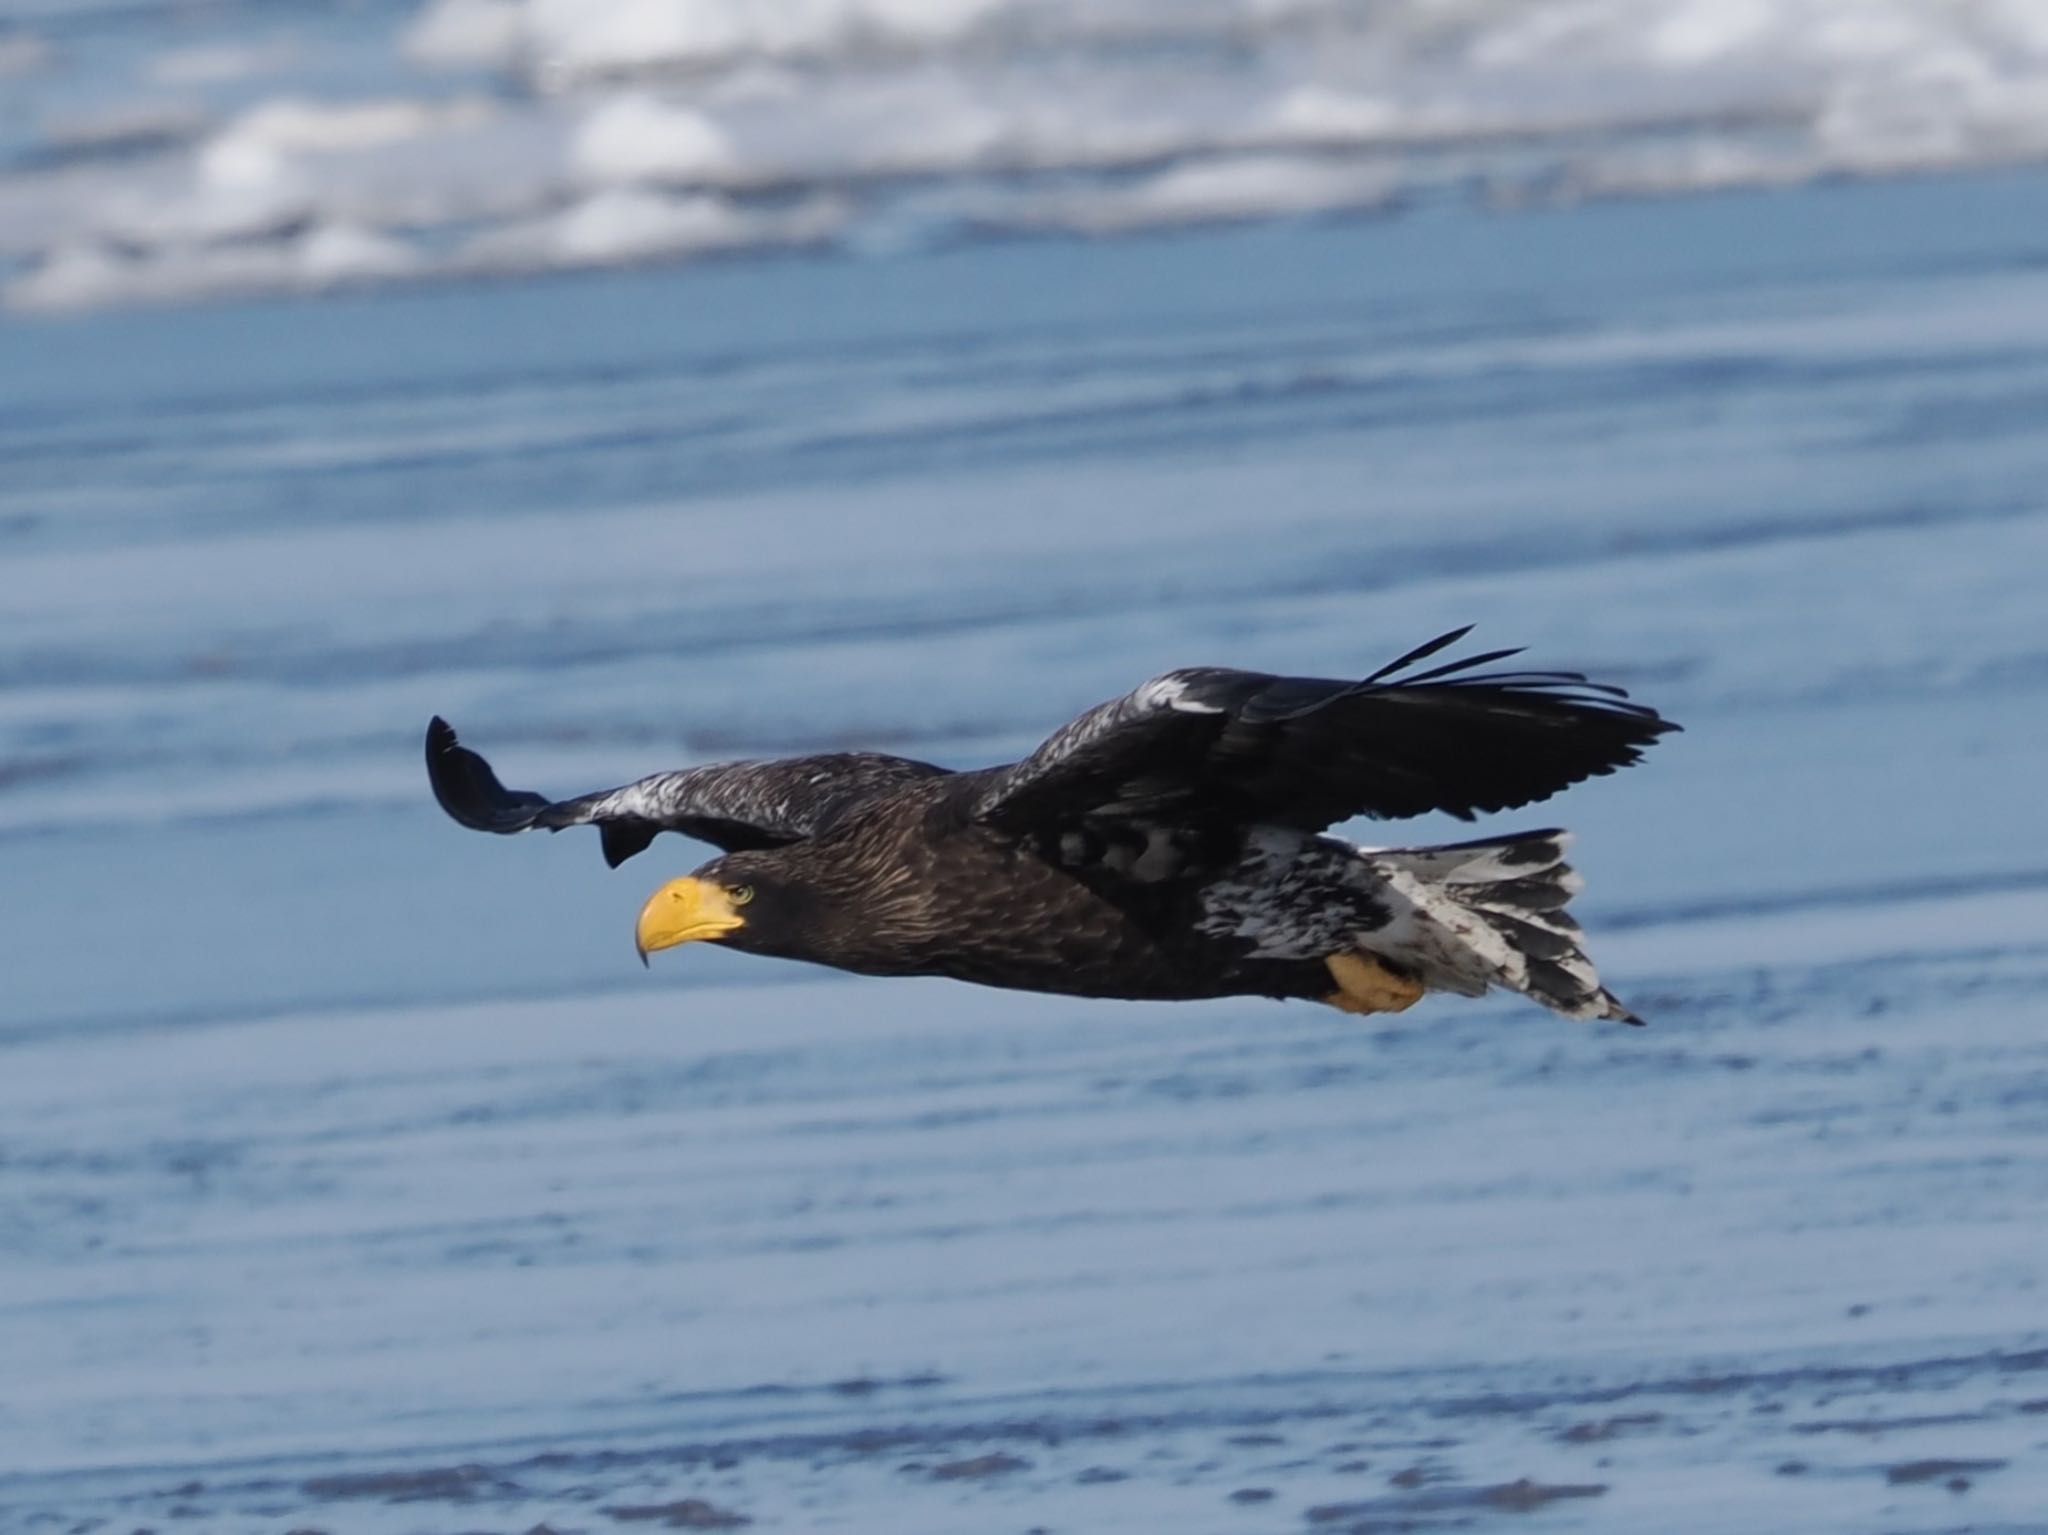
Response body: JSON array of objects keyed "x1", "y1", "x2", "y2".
[{"x1": 574, "y1": 93, "x2": 738, "y2": 185}]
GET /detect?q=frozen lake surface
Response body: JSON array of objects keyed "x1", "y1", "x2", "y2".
[{"x1": 3, "y1": 167, "x2": 2047, "y2": 1531}]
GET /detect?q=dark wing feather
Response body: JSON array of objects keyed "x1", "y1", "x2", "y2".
[
  {"x1": 974, "y1": 628, "x2": 1677, "y2": 836},
  {"x1": 426, "y1": 717, "x2": 950, "y2": 867}
]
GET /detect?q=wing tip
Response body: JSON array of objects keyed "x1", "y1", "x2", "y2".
[
  {"x1": 425, "y1": 714, "x2": 550, "y2": 834},
  {"x1": 1370, "y1": 628, "x2": 1686, "y2": 738}
]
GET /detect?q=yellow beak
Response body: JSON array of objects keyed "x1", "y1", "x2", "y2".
[{"x1": 635, "y1": 877, "x2": 747, "y2": 964}]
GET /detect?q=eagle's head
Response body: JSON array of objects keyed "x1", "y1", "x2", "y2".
[{"x1": 633, "y1": 850, "x2": 844, "y2": 967}]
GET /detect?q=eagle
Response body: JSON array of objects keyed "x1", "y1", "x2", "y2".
[{"x1": 426, "y1": 628, "x2": 1676, "y2": 1021}]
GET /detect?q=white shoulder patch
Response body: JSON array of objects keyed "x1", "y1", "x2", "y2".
[{"x1": 1139, "y1": 676, "x2": 1224, "y2": 714}]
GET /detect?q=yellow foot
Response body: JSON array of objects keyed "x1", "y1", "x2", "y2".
[{"x1": 1322, "y1": 952, "x2": 1425, "y2": 1015}]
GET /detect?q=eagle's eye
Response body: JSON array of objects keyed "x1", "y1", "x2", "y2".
[{"x1": 729, "y1": 884, "x2": 755, "y2": 906}]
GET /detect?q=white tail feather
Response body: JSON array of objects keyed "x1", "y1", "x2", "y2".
[{"x1": 1354, "y1": 831, "x2": 1639, "y2": 1023}]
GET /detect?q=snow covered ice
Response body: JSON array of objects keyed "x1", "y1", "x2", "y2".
[{"x1": 8, "y1": 0, "x2": 2048, "y2": 309}]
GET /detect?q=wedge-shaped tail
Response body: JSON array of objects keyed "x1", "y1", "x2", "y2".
[{"x1": 1361, "y1": 830, "x2": 1640, "y2": 1023}]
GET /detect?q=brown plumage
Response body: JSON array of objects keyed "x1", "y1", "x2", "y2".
[{"x1": 427, "y1": 627, "x2": 1677, "y2": 1019}]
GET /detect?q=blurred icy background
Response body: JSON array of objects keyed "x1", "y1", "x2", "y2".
[
  {"x1": 4, "y1": 3, "x2": 2048, "y2": 1532},
  {"x1": 6, "y1": 0, "x2": 2048, "y2": 309}
]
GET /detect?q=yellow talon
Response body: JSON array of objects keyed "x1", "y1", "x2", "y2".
[{"x1": 1323, "y1": 952, "x2": 1424, "y2": 1014}]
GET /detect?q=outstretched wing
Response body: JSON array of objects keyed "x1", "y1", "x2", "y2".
[
  {"x1": 974, "y1": 627, "x2": 1677, "y2": 837},
  {"x1": 426, "y1": 717, "x2": 950, "y2": 867}
]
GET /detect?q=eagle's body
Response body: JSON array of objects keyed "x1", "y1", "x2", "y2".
[
  {"x1": 673, "y1": 779, "x2": 1335, "y2": 1002},
  {"x1": 428, "y1": 629, "x2": 1676, "y2": 1021}
]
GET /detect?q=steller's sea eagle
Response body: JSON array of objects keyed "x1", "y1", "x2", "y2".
[{"x1": 426, "y1": 628, "x2": 1676, "y2": 1020}]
